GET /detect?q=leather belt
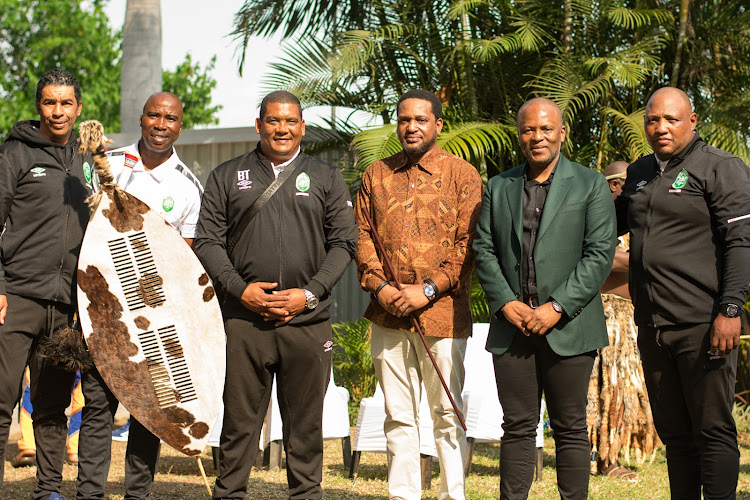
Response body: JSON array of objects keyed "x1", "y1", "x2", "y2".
[{"x1": 526, "y1": 296, "x2": 539, "y2": 308}]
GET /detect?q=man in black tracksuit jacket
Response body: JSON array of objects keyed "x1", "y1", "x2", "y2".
[
  {"x1": 616, "y1": 87, "x2": 750, "y2": 499},
  {"x1": 194, "y1": 91, "x2": 357, "y2": 500},
  {"x1": 0, "y1": 70, "x2": 94, "y2": 500}
]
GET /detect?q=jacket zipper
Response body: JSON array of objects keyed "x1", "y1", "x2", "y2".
[
  {"x1": 641, "y1": 169, "x2": 663, "y2": 327},
  {"x1": 55, "y1": 150, "x2": 73, "y2": 303}
]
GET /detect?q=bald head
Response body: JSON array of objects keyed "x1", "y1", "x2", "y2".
[
  {"x1": 646, "y1": 87, "x2": 692, "y2": 115},
  {"x1": 143, "y1": 92, "x2": 183, "y2": 117},
  {"x1": 603, "y1": 161, "x2": 629, "y2": 179},
  {"x1": 517, "y1": 97, "x2": 563, "y2": 130},
  {"x1": 644, "y1": 87, "x2": 696, "y2": 160},
  {"x1": 603, "y1": 160, "x2": 629, "y2": 198}
]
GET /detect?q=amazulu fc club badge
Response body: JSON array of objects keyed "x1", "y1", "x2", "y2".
[
  {"x1": 162, "y1": 196, "x2": 175, "y2": 212},
  {"x1": 672, "y1": 169, "x2": 689, "y2": 189},
  {"x1": 296, "y1": 172, "x2": 311, "y2": 192},
  {"x1": 83, "y1": 161, "x2": 92, "y2": 184}
]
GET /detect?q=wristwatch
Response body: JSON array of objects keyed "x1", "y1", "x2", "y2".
[
  {"x1": 422, "y1": 280, "x2": 438, "y2": 301},
  {"x1": 719, "y1": 303, "x2": 740, "y2": 318},
  {"x1": 550, "y1": 300, "x2": 563, "y2": 314},
  {"x1": 302, "y1": 289, "x2": 319, "y2": 310}
]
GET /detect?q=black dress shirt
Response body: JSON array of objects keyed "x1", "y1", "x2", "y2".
[{"x1": 522, "y1": 168, "x2": 555, "y2": 301}]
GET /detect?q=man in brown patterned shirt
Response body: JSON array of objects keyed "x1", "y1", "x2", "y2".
[{"x1": 354, "y1": 89, "x2": 482, "y2": 500}]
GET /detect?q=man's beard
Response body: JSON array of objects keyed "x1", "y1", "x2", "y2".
[{"x1": 402, "y1": 138, "x2": 436, "y2": 158}]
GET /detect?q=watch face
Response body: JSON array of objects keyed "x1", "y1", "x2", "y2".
[
  {"x1": 724, "y1": 304, "x2": 740, "y2": 317},
  {"x1": 423, "y1": 282, "x2": 435, "y2": 298}
]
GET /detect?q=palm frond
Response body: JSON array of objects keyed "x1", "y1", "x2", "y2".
[
  {"x1": 351, "y1": 125, "x2": 403, "y2": 172},
  {"x1": 606, "y1": 6, "x2": 673, "y2": 30},
  {"x1": 700, "y1": 122, "x2": 750, "y2": 164},
  {"x1": 447, "y1": 0, "x2": 490, "y2": 19},
  {"x1": 601, "y1": 107, "x2": 651, "y2": 162},
  {"x1": 438, "y1": 120, "x2": 517, "y2": 162},
  {"x1": 528, "y1": 56, "x2": 613, "y2": 125}
]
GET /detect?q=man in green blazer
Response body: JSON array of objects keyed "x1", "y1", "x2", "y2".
[{"x1": 473, "y1": 98, "x2": 615, "y2": 499}]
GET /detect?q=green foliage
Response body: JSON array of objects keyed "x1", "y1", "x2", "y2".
[
  {"x1": 0, "y1": 0, "x2": 221, "y2": 139},
  {"x1": 234, "y1": 0, "x2": 750, "y2": 174},
  {"x1": 0, "y1": 0, "x2": 120, "y2": 136},
  {"x1": 163, "y1": 54, "x2": 223, "y2": 129},
  {"x1": 470, "y1": 273, "x2": 491, "y2": 323},
  {"x1": 331, "y1": 318, "x2": 377, "y2": 424}
]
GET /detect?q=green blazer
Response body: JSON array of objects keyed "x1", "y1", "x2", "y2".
[{"x1": 473, "y1": 155, "x2": 616, "y2": 357}]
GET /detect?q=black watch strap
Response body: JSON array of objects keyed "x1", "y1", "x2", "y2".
[{"x1": 720, "y1": 303, "x2": 741, "y2": 318}]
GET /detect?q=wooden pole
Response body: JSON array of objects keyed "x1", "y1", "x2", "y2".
[
  {"x1": 360, "y1": 207, "x2": 467, "y2": 431},
  {"x1": 197, "y1": 457, "x2": 211, "y2": 496}
]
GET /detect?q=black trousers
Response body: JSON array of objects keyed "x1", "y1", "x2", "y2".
[
  {"x1": 213, "y1": 319, "x2": 332, "y2": 500},
  {"x1": 638, "y1": 323, "x2": 739, "y2": 500},
  {"x1": 0, "y1": 294, "x2": 76, "y2": 499},
  {"x1": 493, "y1": 332, "x2": 596, "y2": 500},
  {"x1": 76, "y1": 366, "x2": 161, "y2": 500}
]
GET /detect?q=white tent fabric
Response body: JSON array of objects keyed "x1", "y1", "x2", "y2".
[
  {"x1": 351, "y1": 323, "x2": 545, "y2": 455},
  {"x1": 208, "y1": 368, "x2": 350, "y2": 449}
]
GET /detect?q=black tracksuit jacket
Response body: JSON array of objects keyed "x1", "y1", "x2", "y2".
[
  {"x1": 616, "y1": 133, "x2": 750, "y2": 328},
  {"x1": 194, "y1": 146, "x2": 357, "y2": 325},
  {"x1": 0, "y1": 121, "x2": 93, "y2": 304}
]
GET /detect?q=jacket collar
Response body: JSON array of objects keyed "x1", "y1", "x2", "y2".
[
  {"x1": 663, "y1": 131, "x2": 704, "y2": 170},
  {"x1": 506, "y1": 154, "x2": 575, "y2": 244}
]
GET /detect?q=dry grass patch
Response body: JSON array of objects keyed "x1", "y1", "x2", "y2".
[{"x1": 3, "y1": 430, "x2": 750, "y2": 499}]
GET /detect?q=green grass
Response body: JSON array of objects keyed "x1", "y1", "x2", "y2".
[{"x1": 4, "y1": 406, "x2": 750, "y2": 498}]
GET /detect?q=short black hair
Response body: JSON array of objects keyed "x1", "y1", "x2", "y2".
[
  {"x1": 396, "y1": 89, "x2": 442, "y2": 120},
  {"x1": 259, "y1": 91, "x2": 302, "y2": 118},
  {"x1": 36, "y1": 69, "x2": 81, "y2": 105}
]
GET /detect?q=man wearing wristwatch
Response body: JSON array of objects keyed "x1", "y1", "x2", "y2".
[
  {"x1": 473, "y1": 98, "x2": 616, "y2": 499},
  {"x1": 615, "y1": 87, "x2": 750, "y2": 499},
  {"x1": 355, "y1": 89, "x2": 482, "y2": 500},
  {"x1": 195, "y1": 91, "x2": 357, "y2": 500}
]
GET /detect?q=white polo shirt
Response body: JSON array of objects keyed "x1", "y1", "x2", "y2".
[{"x1": 106, "y1": 141, "x2": 203, "y2": 238}]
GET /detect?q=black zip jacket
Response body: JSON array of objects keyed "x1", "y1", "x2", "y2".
[
  {"x1": 194, "y1": 145, "x2": 357, "y2": 325},
  {"x1": 615, "y1": 133, "x2": 750, "y2": 327},
  {"x1": 0, "y1": 120, "x2": 94, "y2": 304}
]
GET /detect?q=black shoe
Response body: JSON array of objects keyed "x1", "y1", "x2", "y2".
[{"x1": 11, "y1": 449, "x2": 36, "y2": 468}]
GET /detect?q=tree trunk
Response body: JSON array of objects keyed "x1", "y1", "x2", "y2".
[
  {"x1": 562, "y1": 0, "x2": 573, "y2": 53},
  {"x1": 671, "y1": 0, "x2": 691, "y2": 87},
  {"x1": 460, "y1": 12, "x2": 478, "y2": 117},
  {"x1": 121, "y1": 0, "x2": 162, "y2": 135}
]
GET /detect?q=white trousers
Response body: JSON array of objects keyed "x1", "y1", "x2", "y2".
[{"x1": 371, "y1": 323, "x2": 468, "y2": 500}]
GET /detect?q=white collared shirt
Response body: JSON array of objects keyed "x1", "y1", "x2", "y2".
[
  {"x1": 271, "y1": 147, "x2": 301, "y2": 179},
  {"x1": 106, "y1": 141, "x2": 203, "y2": 238},
  {"x1": 656, "y1": 156, "x2": 668, "y2": 172}
]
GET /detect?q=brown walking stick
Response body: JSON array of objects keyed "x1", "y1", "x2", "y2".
[{"x1": 361, "y1": 207, "x2": 467, "y2": 431}]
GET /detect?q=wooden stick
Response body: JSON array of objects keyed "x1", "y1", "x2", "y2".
[
  {"x1": 196, "y1": 457, "x2": 211, "y2": 496},
  {"x1": 360, "y1": 206, "x2": 467, "y2": 431}
]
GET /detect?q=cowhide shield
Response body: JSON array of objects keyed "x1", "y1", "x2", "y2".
[{"x1": 77, "y1": 184, "x2": 225, "y2": 456}]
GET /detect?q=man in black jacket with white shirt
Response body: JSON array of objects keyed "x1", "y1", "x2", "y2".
[
  {"x1": 194, "y1": 91, "x2": 357, "y2": 500},
  {"x1": 0, "y1": 69, "x2": 93, "y2": 500},
  {"x1": 616, "y1": 87, "x2": 750, "y2": 499}
]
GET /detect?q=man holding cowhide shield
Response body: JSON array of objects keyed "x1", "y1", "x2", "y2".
[
  {"x1": 194, "y1": 90, "x2": 357, "y2": 500},
  {"x1": 76, "y1": 92, "x2": 203, "y2": 500},
  {"x1": 0, "y1": 69, "x2": 93, "y2": 500}
]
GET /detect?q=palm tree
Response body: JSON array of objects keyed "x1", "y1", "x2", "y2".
[
  {"x1": 120, "y1": 0, "x2": 162, "y2": 134},
  {"x1": 232, "y1": 0, "x2": 750, "y2": 171}
]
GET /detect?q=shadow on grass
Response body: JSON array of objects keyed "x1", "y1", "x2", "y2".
[{"x1": 158, "y1": 453, "x2": 216, "y2": 476}]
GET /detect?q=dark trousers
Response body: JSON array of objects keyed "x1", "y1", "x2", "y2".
[
  {"x1": 493, "y1": 332, "x2": 595, "y2": 500},
  {"x1": 213, "y1": 319, "x2": 332, "y2": 500},
  {"x1": 0, "y1": 293, "x2": 76, "y2": 499},
  {"x1": 76, "y1": 366, "x2": 161, "y2": 500},
  {"x1": 638, "y1": 323, "x2": 739, "y2": 500}
]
